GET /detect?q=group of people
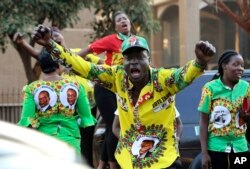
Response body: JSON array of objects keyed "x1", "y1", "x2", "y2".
[{"x1": 16, "y1": 10, "x2": 250, "y2": 169}]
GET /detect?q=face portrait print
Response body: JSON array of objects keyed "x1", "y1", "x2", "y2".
[
  {"x1": 140, "y1": 140, "x2": 155, "y2": 155},
  {"x1": 60, "y1": 84, "x2": 78, "y2": 109},
  {"x1": 210, "y1": 105, "x2": 231, "y2": 128},
  {"x1": 38, "y1": 91, "x2": 50, "y2": 108},
  {"x1": 34, "y1": 86, "x2": 57, "y2": 112},
  {"x1": 131, "y1": 136, "x2": 160, "y2": 158},
  {"x1": 67, "y1": 88, "x2": 77, "y2": 106}
]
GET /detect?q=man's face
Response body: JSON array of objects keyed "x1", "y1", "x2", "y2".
[
  {"x1": 38, "y1": 91, "x2": 50, "y2": 108},
  {"x1": 139, "y1": 140, "x2": 154, "y2": 155},
  {"x1": 67, "y1": 89, "x2": 77, "y2": 105},
  {"x1": 123, "y1": 49, "x2": 150, "y2": 84}
]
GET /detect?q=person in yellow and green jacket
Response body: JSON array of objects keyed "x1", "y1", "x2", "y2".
[
  {"x1": 32, "y1": 25, "x2": 215, "y2": 169},
  {"x1": 18, "y1": 49, "x2": 96, "y2": 154}
]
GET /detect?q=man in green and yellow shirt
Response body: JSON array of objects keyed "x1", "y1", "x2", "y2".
[{"x1": 32, "y1": 25, "x2": 215, "y2": 169}]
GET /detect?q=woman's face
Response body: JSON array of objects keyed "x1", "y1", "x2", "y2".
[
  {"x1": 114, "y1": 13, "x2": 131, "y2": 35},
  {"x1": 222, "y1": 54, "x2": 244, "y2": 83},
  {"x1": 51, "y1": 31, "x2": 65, "y2": 46}
]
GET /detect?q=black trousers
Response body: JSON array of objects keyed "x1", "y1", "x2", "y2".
[
  {"x1": 163, "y1": 158, "x2": 182, "y2": 169},
  {"x1": 94, "y1": 84, "x2": 118, "y2": 162},
  {"x1": 208, "y1": 150, "x2": 250, "y2": 169},
  {"x1": 80, "y1": 106, "x2": 97, "y2": 167}
]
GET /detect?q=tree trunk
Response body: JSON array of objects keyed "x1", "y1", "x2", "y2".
[
  {"x1": 8, "y1": 32, "x2": 42, "y2": 84},
  {"x1": 14, "y1": 45, "x2": 40, "y2": 84}
]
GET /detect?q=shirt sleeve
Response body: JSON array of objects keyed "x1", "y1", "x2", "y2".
[
  {"x1": 89, "y1": 35, "x2": 116, "y2": 54},
  {"x1": 247, "y1": 85, "x2": 250, "y2": 98},
  {"x1": 18, "y1": 85, "x2": 39, "y2": 128},
  {"x1": 52, "y1": 41, "x2": 117, "y2": 93},
  {"x1": 159, "y1": 60, "x2": 204, "y2": 95},
  {"x1": 198, "y1": 85, "x2": 212, "y2": 114},
  {"x1": 85, "y1": 53, "x2": 101, "y2": 64},
  {"x1": 76, "y1": 85, "x2": 96, "y2": 128},
  {"x1": 70, "y1": 48, "x2": 101, "y2": 64}
]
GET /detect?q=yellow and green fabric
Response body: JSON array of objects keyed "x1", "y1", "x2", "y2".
[
  {"x1": 18, "y1": 78, "x2": 96, "y2": 153},
  {"x1": 49, "y1": 42, "x2": 205, "y2": 168},
  {"x1": 198, "y1": 78, "x2": 250, "y2": 153}
]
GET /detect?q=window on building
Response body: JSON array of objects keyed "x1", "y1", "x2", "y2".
[
  {"x1": 161, "y1": 5, "x2": 179, "y2": 68},
  {"x1": 201, "y1": 1, "x2": 250, "y2": 69}
]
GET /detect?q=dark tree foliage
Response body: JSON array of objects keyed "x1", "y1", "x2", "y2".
[
  {"x1": 85, "y1": 0, "x2": 159, "y2": 40},
  {"x1": 0, "y1": 0, "x2": 159, "y2": 83},
  {"x1": 0, "y1": 0, "x2": 86, "y2": 82}
]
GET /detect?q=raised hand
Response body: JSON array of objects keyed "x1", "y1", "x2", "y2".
[
  {"x1": 13, "y1": 32, "x2": 24, "y2": 44},
  {"x1": 195, "y1": 41, "x2": 216, "y2": 67},
  {"x1": 31, "y1": 24, "x2": 52, "y2": 47}
]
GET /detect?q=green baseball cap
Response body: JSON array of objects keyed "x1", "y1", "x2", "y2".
[{"x1": 122, "y1": 36, "x2": 150, "y2": 54}]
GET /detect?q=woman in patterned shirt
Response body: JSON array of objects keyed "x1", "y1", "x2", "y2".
[
  {"x1": 199, "y1": 50, "x2": 250, "y2": 169},
  {"x1": 18, "y1": 50, "x2": 96, "y2": 154}
]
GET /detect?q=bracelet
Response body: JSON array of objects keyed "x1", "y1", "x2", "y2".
[
  {"x1": 45, "y1": 39, "x2": 56, "y2": 53},
  {"x1": 194, "y1": 60, "x2": 207, "y2": 70}
]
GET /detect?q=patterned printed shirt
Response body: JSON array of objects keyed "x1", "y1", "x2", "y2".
[
  {"x1": 198, "y1": 78, "x2": 250, "y2": 153},
  {"x1": 50, "y1": 42, "x2": 205, "y2": 168},
  {"x1": 18, "y1": 78, "x2": 96, "y2": 152},
  {"x1": 63, "y1": 48, "x2": 97, "y2": 109}
]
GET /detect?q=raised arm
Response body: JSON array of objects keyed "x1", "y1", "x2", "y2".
[
  {"x1": 77, "y1": 47, "x2": 91, "y2": 60},
  {"x1": 32, "y1": 25, "x2": 116, "y2": 92},
  {"x1": 13, "y1": 32, "x2": 40, "y2": 59},
  {"x1": 194, "y1": 41, "x2": 216, "y2": 69},
  {"x1": 160, "y1": 41, "x2": 216, "y2": 95}
]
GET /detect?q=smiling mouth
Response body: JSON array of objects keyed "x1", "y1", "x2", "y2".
[{"x1": 236, "y1": 73, "x2": 242, "y2": 78}]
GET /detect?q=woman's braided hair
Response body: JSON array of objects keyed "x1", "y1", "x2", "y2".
[{"x1": 212, "y1": 50, "x2": 239, "y2": 80}]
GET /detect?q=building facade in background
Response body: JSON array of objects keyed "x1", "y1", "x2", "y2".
[
  {"x1": 0, "y1": 0, "x2": 249, "y2": 103},
  {"x1": 151, "y1": 0, "x2": 250, "y2": 69}
]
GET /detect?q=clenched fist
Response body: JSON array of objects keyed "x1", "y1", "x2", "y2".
[
  {"x1": 195, "y1": 41, "x2": 216, "y2": 68},
  {"x1": 32, "y1": 24, "x2": 52, "y2": 47}
]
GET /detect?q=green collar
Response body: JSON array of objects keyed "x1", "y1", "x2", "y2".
[{"x1": 117, "y1": 33, "x2": 131, "y2": 41}]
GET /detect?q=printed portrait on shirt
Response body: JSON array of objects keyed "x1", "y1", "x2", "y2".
[
  {"x1": 210, "y1": 105, "x2": 231, "y2": 128},
  {"x1": 60, "y1": 84, "x2": 78, "y2": 109},
  {"x1": 34, "y1": 86, "x2": 57, "y2": 112},
  {"x1": 131, "y1": 136, "x2": 160, "y2": 158}
]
